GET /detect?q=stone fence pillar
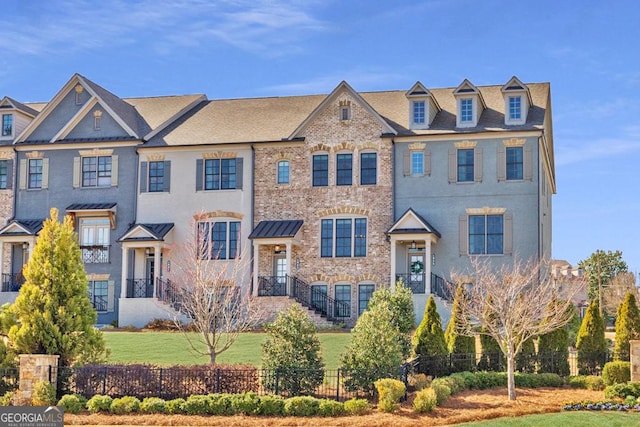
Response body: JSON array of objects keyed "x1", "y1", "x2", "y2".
[
  {"x1": 17, "y1": 354, "x2": 60, "y2": 402},
  {"x1": 631, "y1": 341, "x2": 640, "y2": 382}
]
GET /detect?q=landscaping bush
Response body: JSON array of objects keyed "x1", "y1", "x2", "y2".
[
  {"x1": 576, "y1": 300, "x2": 608, "y2": 375},
  {"x1": 165, "y1": 398, "x2": 185, "y2": 414},
  {"x1": 374, "y1": 378, "x2": 406, "y2": 412},
  {"x1": 568, "y1": 375, "x2": 605, "y2": 390},
  {"x1": 32, "y1": 381, "x2": 56, "y2": 406},
  {"x1": 283, "y1": 396, "x2": 319, "y2": 417},
  {"x1": 604, "y1": 382, "x2": 640, "y2": 400},
  {"x1": 515, "y1": 338, "x2": 536, "y2": 373},
  {"x1": 430, "y1": 381, "x2": 451, "y2": 405},
  {"x1": 343, "y1": 398, "x2": 369, "y2": 415},
  {"x1": 182, "y1": 394, "x2": 210, "y2": 415},
  {"x1": 445, "y1": 286, "x2": 476, "y2": 373},
  {"x1": 86, "y1": 394, "x2": 113, "y2": 413},
  {"x1": 57, "y1": 394, "x2": 86, "y2": 414},
  {"x1": 368, "y1": 280, "x2": 415, "y2": 359},
  {"x1": 602, "y1": 361, "x2": 631, "y2": 385},
  {"x1": 140, "y1": 397, "x2": 166, "y2": 414},
  {"x1": 208, "y1": 393, "x2": 234, "y2": 416},
  {"x1": 317, "y1": 399, "x2": 345, "y2": 416},
  {"x1": 413, "y1": 387, "x2": 437, "y2": 413},
  {"x1": 0, "y1": 391, "x2": 13, "y2": 406},
  {"x1": 413, "y1": 296, "x2": 448, "y2": 365},
  {"x1": 257, "y1": 395, "x2": 285, "y2": 416},
  {"x1": 614, "y1": 292, "x2": 640, "y2": 361},
  {"x1": 110, "y1": 396, "x2": 141, "y2": 414},
  {"x1": 230, "y1": 392, "x2": 260, "y2": 415},
  {"x1": 440, "y1": 373, "x2": 466, "y2": 394},
  {"x1": 514, "y1": 372, "x2": 562, "y2": 388},
  {"x1": 473, "y1": 371, "x2": 507, "y2": 389},
  {"x1": 538, "y1": 308, "x2": 571, "y2": 376},
  {"x1": 408, "y1": 373, "x2": 430, "y2": 391}
]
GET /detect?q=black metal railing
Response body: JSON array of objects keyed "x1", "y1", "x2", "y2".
[
  {"x1": 81, "y1": 245, "x2": 110, "y2": 264},
  {"x1": 290, "y1": 276, "x2": 351, "y2": 322},
  {"x1": 431, "y1": 273, "x2": 454, "y2": 301},
  {"x1": 90, "y1": 295, "x2": 108, "y2": 312},
  {"x1": 1, "y1": 273, "x2": 25, "y2": 292},
  {"x1": 395, "y1": 273, "x2": 426, "y2": 294},
  {"x1": 126, "y1": 278, "x2": 154, "y2": 298},
  {"x1": 257, "y1": 276, "x2": 287, "y2": 296},
  {"x1": 156, "y1": 278, "x2": 183, "y2": 310}
]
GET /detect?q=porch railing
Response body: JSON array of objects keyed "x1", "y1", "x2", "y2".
[
  {"x1": 257, "y1": 276, "x2": 287, "y2": 296},
  {"x1": 395, "y1": 273, "x2": 426, "y2": 294},
  {"x1": 156, "y1": 278, "x2": 182, "y2": 310},
  {"x1": 431, "y1": 273, "x2": 454, "y2": 301},
  {"x1": 126, "y1": 278, "x2": 154, "y2": 298},
  {"x1": 80, "y1": 245, "x2": 110, "y2": 264},
  {"x1": 90, "y1": 295, "x2": 108, "y2": 312},
  {"x1": 1, "y1": 273, "x2": 25, "y2": 292}
]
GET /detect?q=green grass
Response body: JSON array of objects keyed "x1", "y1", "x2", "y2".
[
  {"x1": 103, "y1": 331, "x2": 351, "y2": 368},
  {"x1": 458, "y1": 411, "x2": 640, "y2": 426}
]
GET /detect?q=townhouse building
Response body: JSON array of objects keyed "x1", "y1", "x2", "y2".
[{"x1": 0, "y1": 74, "x2": 555, "y2": 328}]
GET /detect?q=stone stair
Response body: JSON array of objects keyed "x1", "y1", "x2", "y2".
[{"x1": 257, "y1": 296, "x2": 336, "y2": 328}]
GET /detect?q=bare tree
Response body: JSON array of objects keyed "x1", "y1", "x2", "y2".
[
  {"x1": 603, "y1": 272, "x2": 638, "y2": 318},
  {"x1": 165, "y1": 216, "x2": 264, "y2": 364},
  {"x1": 451, "y1": 257, "x2": 580, "y2": 401}
]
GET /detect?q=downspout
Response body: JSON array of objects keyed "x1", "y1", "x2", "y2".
[{"x1": 250, "y1": 144, "x2": 255, "y2": 295}]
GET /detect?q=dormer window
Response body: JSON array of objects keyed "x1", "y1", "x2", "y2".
[
  {"x1": 2, "y1": 114, "x2": 12, "y2": 136},
  {"x1": 460, "y1": 99, "x2": 473, "y2": 123},
  {"x1": 412, "y1": 101, "x2": 425, "y2": 125},
  {"x1": 406, "y1": 82, "x2": 440, "y2": 130},
  {"x1": 453, "y1": 79, "x2": 485, "y2": 128},
  {"x1": 509, "y1": 96, "x2": 522, "y2": 120},
  {"x1": 501, "y1": 76, "x2": 531, "y2": 125},
  {"x1": 93, "y1": 110, "x2": 102, "y2": 130}
]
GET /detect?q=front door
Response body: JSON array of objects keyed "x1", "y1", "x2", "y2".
[
  {"x1": 408, "y1": 252, "x2": 426, "y2": 293},
  {"x1": 274, "y1": 255, "x2": 287, "y2": 295}
]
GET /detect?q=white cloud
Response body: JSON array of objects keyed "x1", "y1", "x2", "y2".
[{"x1": 555, "y1": 129, "x2": 640, "y2": 166}]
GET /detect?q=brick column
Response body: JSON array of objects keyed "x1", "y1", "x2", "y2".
[
  {"x1": 17, "y1": 354, "x2": 60, "y2": 402},
  {"x1": 631, "y1": 340, "x2": 640, "y2": 382}
]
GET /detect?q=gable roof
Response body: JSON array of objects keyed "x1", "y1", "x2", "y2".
[
  {"x1": 0, "y1": 219, "x2": 45, "y2": 236},
  {"x1": 119, "y1": 223, "x2": 175, "y2": 242},
  {"x1": 387, "y1": 208, "x2": 441, "y2": 238},
  {"x1": 0, "y1": 97, "x2": 39, "y2": 117}
]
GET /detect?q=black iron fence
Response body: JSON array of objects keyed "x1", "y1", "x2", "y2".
[
  {"x1": 1, "y1": 273, "x2": 24, "y2": 292},
  {"x1": 0, "y1": 368, "x2": 18, "y2": 394},
  {"x1": 126, "y1": 278, "x2": 154, "y2": 298},
  {"x1": 395, "y1": 273, "x2": 426, "y2": 294}
]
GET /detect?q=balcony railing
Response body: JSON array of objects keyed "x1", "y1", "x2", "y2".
[
  {"x1": 395, "y1": 273, "x2": 426, "y2": 294},
  {"x1": 126, "y1": 278, "x2": 154, "y2": 298},
  {"x1": 1, "y1": 273, "x2": 24, "y2": 292},
  {"x1": 81, "y1": 245, "x2": 110, "y2": 264}
]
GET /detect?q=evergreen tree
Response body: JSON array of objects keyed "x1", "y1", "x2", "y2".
[
  {"x1": 538, "y1": 325, "x2": 570, "y2": 376},
  {"x1": 515, "y1": 338, "x2": 536, "y2": 373},
  {"x1": 340, "y1": 298, "x2": 403, "y2": 394},
  {"x1": 614, "y1": 292, "x2": 640, "y2": 361},
  {"x1": 566, "y1": 303, "x2": 581, "y2": 348},
  {"x1": 576, "y1": 299, "x2": 608, "y2": 374},
  {"x1": 578, "y1": 250, "x2": 628, "y2": 303},
  {"x1": 368, "y1": 280, "x2": 414, "y2": 359},
  {"x1": 413, "y1": 295, "x2": 447, "y2": 376},
  {"x1": 8, "y1": 208, "x2": 108, "y2": 366},
  {"x1": 445, "y1": 285, "x2": 476, "y2": 372},
  {"x1": 261, "y1": 305, "x2": 324, "y2": 395},
  {"x1": 477, "y1": 295, "x2": 504, "y2": 371}
]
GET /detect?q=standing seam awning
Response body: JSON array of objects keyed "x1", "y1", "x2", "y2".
[{"x1": 248, "y1": 220, "x2": 303, "y2": 239}]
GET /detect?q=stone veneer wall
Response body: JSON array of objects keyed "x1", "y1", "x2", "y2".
[
  {"x1": 631, "y1": 340, "x2": 640, "y2": 382},
  {"x1": 254, "y1": 88, "x2": 393, "y2": 326},
  {"x1": 17, "y1": 354, "x2": 59, "y2": 403}
]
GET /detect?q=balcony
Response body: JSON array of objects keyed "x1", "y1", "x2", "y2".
[
  {"x1": 395, "y1": 273, "x2": 426, "y2": 294},
  {"x1": 1, "y1": 273, "x2": 25, "y2": 292},
  {"x1": 126, "y1": 278, "x2": 154, "y2": 298},
  {"x1": 81, "y1": 245, "x2": 110, "y2": 264}
]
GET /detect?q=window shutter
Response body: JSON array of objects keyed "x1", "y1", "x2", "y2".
[
  {"x1": 448, "y1": 150, "x2": 456, "y2": 183},
  {"x1": 403, "y1": 152, "x2": 410, "y2": 176},
  {"x1": 504, "y1": 213, "x2": 513, "y2": 255},
  {"x1": 73, "y1": 157, "x2": 81, "y2": 188},
  {"x1": 164, "y1": 160, "x2": 171, "y2": 192},
  {"x1": 111, "y1": 155, "x2": 118, "y2": 187},
  {"x1": 107, "y1": 280, "x2": 115, "y2": 312},
  {"x1": 497, "y1": 146, "x2": 506, "y2": 182},
  {"x1": 235, "y1": 157, "x2": 243, "y2": 190},
  {"x1": 5, "y1": 161, "x2": 12, "y2": 189},
  {"x1": 424, "y1": 150, "x2": 431, "y2": 176},
  {"x1": 139, "y1": 161, "x2": 148, "y2": 193},
  {"x1": 524, "y1": 147, "x2": 533, "y2": 181},
  {"x1": 459, "y1": 215, "x2": 468, "y2": 256},
  {"x1": 474, "y1": 148, "x2": 483, "y2": 182},
  {"x1": 195, "y1": 159, "x2": 203, "y2": 191},
  {"x1": 42, "y1": 158, "x2": 49, "y2": 189},
  {"x1": 19, "y1": 159, "x2": 26, "y2": 189}
]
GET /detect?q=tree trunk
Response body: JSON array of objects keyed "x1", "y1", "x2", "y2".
[
  {"x1": 507, "y1": 350, "x2": 517, "y2": 401},
  {"x1": 209, "y1": 348, "x2": 216, "y2": 364}
]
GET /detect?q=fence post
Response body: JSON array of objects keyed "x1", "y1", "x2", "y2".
[
  {"x1": 158, "y1": 367, "x2": 163, "y2": 400},
  {"x1": 102, "y1": 366, "x2": 107, "y2": 396},
  {"x1": 215, "y1": 368, "x2": 221, "y2": 394},
  {"x1": 336, "y1": 369, "x2": 340, "y2": 402},
  {"x1": 274, "y1": 368, "x2": 279, "y2": 396}
]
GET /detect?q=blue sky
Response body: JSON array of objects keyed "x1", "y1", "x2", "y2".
[{"x1": 1, "y1": 0, "x2": 639, "y2": 274}]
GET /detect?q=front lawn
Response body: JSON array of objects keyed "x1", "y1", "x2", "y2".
[
  {"x1": 103, "y1": 331, "x2": 351, "y2": 368},
  {"x1": 458, "y1": 411, "x2": 640, "y2": 426}
]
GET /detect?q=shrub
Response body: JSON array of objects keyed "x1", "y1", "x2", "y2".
[
  {"x1": 614, "y1": 292, "x2": 640, "y2": 361},
  {"x1": 515, "y1": 338, "x2": 537, "y2": 373},
  {"x1": 603, "y1": 361, "x2": 631, "y2": 385},
  {"x1": 413, "y1": 296, "x2": 448, "y2": 360},
  {"x1": 317, "y1": 399, "x2": 345, "y2": 417},
  {"x1": 0, "y1": 391, "x2": 13, "y2": 406},
  {"x1": 143, "y1": 318, "x2": 180, "y2": 331},
  {"x1": 230, "y1": 392, "x2": 260, "y2": 415},
  {"x1": 140, "y1": 397, "x2": 166, "y2": 414},
  {"x1": 182, "y1": 394, "x2": 210, "y2": 415},
  {"x1": 165, "y1": 398, "x2": 185, "y2": 414},
  {"x1": 430, "y1": 381, "x2": 451, "y2": 405},
  {"x1": 408, "y1": 373, "x2": 430, "y2": 391},
  {"x1": 445, "y1": 286, "x2": 476, "y2": 372},
  {"x1": 441, "y1": 374, "x2": 466, "y2": 394},
  {"x1": 604, "y1": 382, "x2": 640, "y2": 399},
  {"x1": 208, "y1": 394, "x2": 234, "y2": 416},
  {"x1": 343, "y1": 398, "x2": 369, "y2": 415},
  {"x1": 374, "y1": 378, "x2": 406, "y2": 412},
  {"x1": 413, "y1": 387, "x2": 437, "y2": 413},
  {"x1": 57, "y1": 394, "x2": 86, "y2": 414},
  {"x1": 369, "y1": 280, "x2": 415, "y2": 359},
  {"x1": 576, "y1": 300, "x2": 608, "y2": 375},
  {"x1": 258, "y1": 395, "x2": 285, "y2": 416},
  {"x1": 110, "y1": 396, "x2": 141, "y2": 414},
  {"x1": 538, "y1": 310, "x2": 570, "y2": 376},
  {"x1": 86, "y1": 394, "x2": 113, "y2": 413},
  {"x1": 473, "y1": 371, "x2": 506, "y2": 389},
  {"x1": 568, "y1": 375, "x2": 605, "y2": 390},
  {"x1": 515, "y1": 372, "x2": 562, "y2": 388},
  {"x1": 283, "y1": 396, "x2": 319, "y2": 417},
  {"x1": 32, "y1": 381, "x2": 56, "y2": 406}
]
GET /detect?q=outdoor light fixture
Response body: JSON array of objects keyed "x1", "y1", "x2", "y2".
[
  {"x1": 22, "y1": 242, "x2": 28, "y2": 250},
  {"x1": 274, "y1": 244, "x2": 280, "y2": 252},
  {"x1": 411, "y1": 241, "x2": 416, "y2": 249},
  {"x1": 145, "y1": 248, "x2": 151, "y2": 256}
]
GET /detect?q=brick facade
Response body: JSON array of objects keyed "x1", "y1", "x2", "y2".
[{"x1": 0, "y1": 150, "x2": 14, "y2": 276}]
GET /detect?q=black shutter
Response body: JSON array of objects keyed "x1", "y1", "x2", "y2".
[{"x1": 139, "y1": 162, "x2": 148, "y2": 193}]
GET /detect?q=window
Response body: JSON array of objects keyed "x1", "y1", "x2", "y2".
[
  {"x1": 0, "y1": 160, "x2": 7, "y2": 189},
  {"x1": 413, "y1": 101, "x2": 425, "y2": 124},
  {"x1": 340, "y1": 106, "x2": 351, "y2": 121},
  {"x1": 28, "y1": 158, "x2": 43, "y2": 189},
  {"x1": 358, "y1": 284, "x2": 375, "y2": 316},
  {"x1": 460, "y1": 99, "x2": 473, "y2": 122},
  {"x1": 336, "y1": 153, "x2": 352, "y2": 186},
  {"x1": 205, "y1": 158, "x2": 236, "y2": 190},
  {"x1": 80, "y1": 218, "x2": 110, "y2": 263},
  {"x1": 411, "y1": 151, "x2": 424, "y2": 175},
  {"x1": 457, "y1": 149, "x2": 474, "y2": 182},
  {"x1": 334, "y1": 284, "x2": 351, "y2": 318},
  {"x1": 469, "y1": 214, "x2": 503, "y2": 255},
  {"x1": 82, "y1": 156, "x2": 112, "y2": 187},
  {"x1": 360, "y1": 153, "x2": 377, "y2": 185},
  {"x1": 509, "y1": 96, "x2": 522, "y2": 120},
  {"x1": 277, "y1": 160, "x2": 289, "y2": 184},
  {"x1": 148, "y1": 161, "x2": 165, "y2": 192},
  {"x1": 506, "y1": 146, "x2": 523, "y2": 180},
  {"x1": 88, "y1": 280, "x2": 108, "y2": 311},
  {"x1": 312, "y1": 154, "x2": 328, "y2": 187},
  {"x1": 2, "y1": 114, "x2": 12, "y2": 136},
  {"x1": 198, "y1": 221, "x2": 241, "y2": 260},
  {"x1": 320, "y1": 218, "x2": 367, "y2": 258}
]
